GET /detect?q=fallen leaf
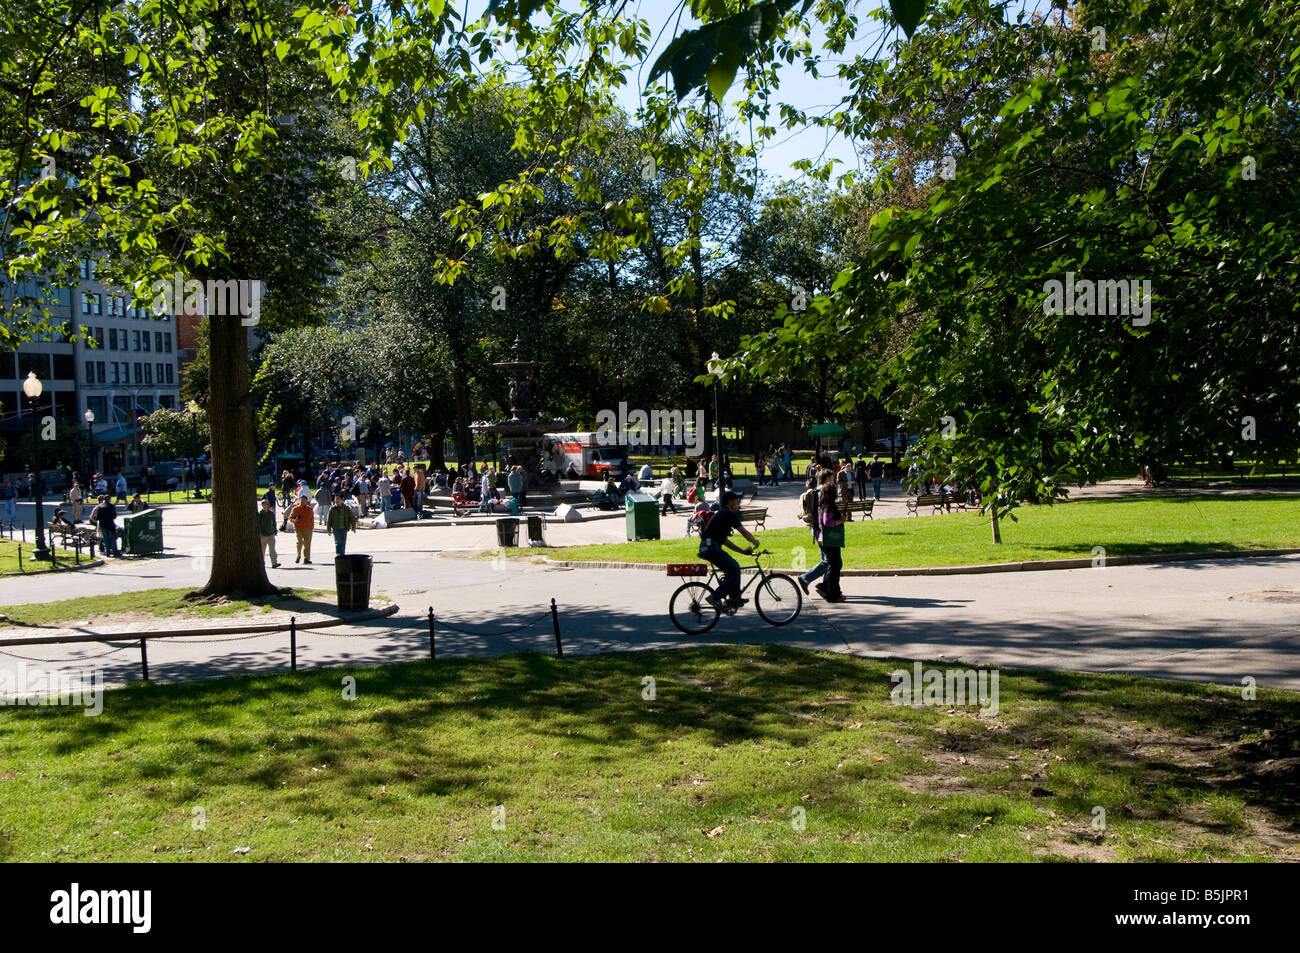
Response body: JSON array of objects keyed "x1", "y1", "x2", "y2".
[
  {"x1": 705, "y1": 825, "x2": 725, "y2": 838},
  {"x1": 233, "y1": 846, "x2": 251, "y2": 854}
]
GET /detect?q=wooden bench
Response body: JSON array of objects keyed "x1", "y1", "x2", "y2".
[
  {"x1": 843, "y1": 499, "x2": 874, "y2": 520},
  {"x1": 907, "y1": 492, "x2": 957, "y2": 516},
  {"x1": 49, "y1": 523, "x2": 99, "y2": 547},
  {"x1": 737, "y1": 507, "x2": 768, "y2": 531}
]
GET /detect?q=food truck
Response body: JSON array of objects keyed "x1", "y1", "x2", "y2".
[{"x1": 545, "y1": 433, "x2": 628, "y2": 480}]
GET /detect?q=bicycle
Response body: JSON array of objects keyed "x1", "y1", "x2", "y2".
[{"x1": 667, "y1": 549, "x2": 803, "y2": 635}]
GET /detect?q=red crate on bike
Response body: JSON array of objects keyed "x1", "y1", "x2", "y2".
[{"x1": 666, "y1": 563, "x2": 709, "y2": 576}]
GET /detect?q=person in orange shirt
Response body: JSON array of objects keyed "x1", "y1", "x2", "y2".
[{"x1": 289, "y1": 496, "x2": 316, "y2": 564}]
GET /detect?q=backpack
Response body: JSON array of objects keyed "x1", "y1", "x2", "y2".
[
  {"x1": 694, "y1": 501, "x2": 717, "y2": 535},
  {"x1": 799, "y1": 488, "x2": 819, "y2": 526}
]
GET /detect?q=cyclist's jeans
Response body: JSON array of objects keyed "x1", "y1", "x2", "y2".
[
  {"x1": 800, "y1": 526, "x2": 829, "y2": 585},
  {"x1": 700, "y1": 541, "x2": 741, "y2": 600}
]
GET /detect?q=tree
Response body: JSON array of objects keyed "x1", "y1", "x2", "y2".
[
  {"x1": 140, "y1": 406, "x2": 210, "y2": 462},
  {"x1": 722, "y1": 0, "x2": 1300, "y2": 536}
]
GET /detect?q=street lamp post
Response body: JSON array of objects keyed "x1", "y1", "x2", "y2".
[
  {"x1": 84, "y1": 408, "x2": 95, "y2": 483},
  {"x1": 707, "y1": 352, "x2": 725, "y2": 479},
  {"x1": 23, "y1": 373, "x2": 51, "y2": 561},
  {"x1": 187, "y1": 400, "x2": 203, "y2": 499}
]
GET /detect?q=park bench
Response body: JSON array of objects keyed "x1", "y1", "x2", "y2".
[
  {"x1": 737, "y1": 506, "x2": 768, "y2": 531},
  {"x1": 49, "y1": 523, "x2": 100, "y2": 547},
  {"x1": 843, "y1": 499, "x2": 874, "y2": 520},
  {"x1": 907, "y1": 492, "x2": 958, "y2": 516}
]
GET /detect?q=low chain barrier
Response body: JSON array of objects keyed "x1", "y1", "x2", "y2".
[
  {"x1": 0, "y1": 599, "x2": 567, "y2": 690},
  {"x1": 427, "y1": 600, "x2": 565, "y2": 659}
]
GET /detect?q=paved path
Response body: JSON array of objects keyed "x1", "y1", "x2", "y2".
[{"x1": 2, "y1": 481, "x2": 1297, "y2": 696}]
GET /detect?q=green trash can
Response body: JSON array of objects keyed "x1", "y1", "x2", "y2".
[
  {"x1": 335, "y1": 554, "x2": 372, "y2": 612},
  {"x1": 625, "y1": 491, "x2": 660, "y2": 541},
  {"x1": 121, "y1": 509, "x2": 163, "y2": 555}
]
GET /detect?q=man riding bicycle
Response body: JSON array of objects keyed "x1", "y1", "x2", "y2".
[{"x1": 699, "y1": 490, "x2": 760, "y2": 612}]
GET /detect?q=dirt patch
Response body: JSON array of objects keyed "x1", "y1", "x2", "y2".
[{"x1": 1230, "y1": 590, "x2": 1300, "y2": 604}]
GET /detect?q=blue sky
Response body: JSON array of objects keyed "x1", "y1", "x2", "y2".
[{"x1": 614, "y1": 0, "x2": 884, "y2": 183}]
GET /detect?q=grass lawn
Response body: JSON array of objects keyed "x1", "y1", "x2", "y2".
[
  {"x1": 0, "y1": 539, "x2": 85, "y2": 575},
  {"x1": 0, "y1": 587, "x2": 330, "y2": 627},
  {"x1": 628, "y1": 451, "x2": 819, "y2": 479},
  {"x1": 543, "y1": 495, "x2": 1300, "y2": 569},
  {"x1": 0, "y1": 644, "x2": 1294, "y2": 861}
]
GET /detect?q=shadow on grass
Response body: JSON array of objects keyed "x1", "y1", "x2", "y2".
[{"x1": 5, "y1": 641, "x2": 1298, "y2": 846}]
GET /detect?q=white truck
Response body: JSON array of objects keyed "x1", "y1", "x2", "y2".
[{"x1": 545, "y1": 433, "x2": 628, "y2": 480}]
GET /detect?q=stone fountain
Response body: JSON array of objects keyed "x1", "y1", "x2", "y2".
[{"x1": 471, "y1": 335, "x2": 570, "y2": 472}]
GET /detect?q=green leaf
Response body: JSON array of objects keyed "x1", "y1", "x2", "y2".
[{"x1": 889, "y1": 0, "x2": 928, "y2": 38}]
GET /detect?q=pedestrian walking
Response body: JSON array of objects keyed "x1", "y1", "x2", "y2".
[
  {"x1": 507, "y1": 465, "x2": 524, "y2": 507},
  {"x1": 114, "y1": 472, "x2": 128, "y2": 504},
  {"x1": 854, "y1": 455, "x2": 868, "y2": 500},
  {"x1": 315, "y1": 482, "x2": 332, "y2": 526},
  {"x1": 326, "y1": 493, "x2": 358, "y2": 556},
  {"x1": 756, "y1": 454, "x2": 767, "y2": 487},
  {"x1": 816, "y1": 483, "x2": 846, "y2": 602},
  {"x1": 796, "y1": 471, "x2": 835, "y2": 595},
  {"x1": 658, "y1": 471, "x2": 677, "y2": 515},
  {"x1": 868, "y1": 454, "x2": 885, "y2": 501},
  {"x1": 257, "y1": 498, "x2": 280, "y2": 569},
  {"x1": 289, "y1": 495, "x2": 315, "y2": 563}
]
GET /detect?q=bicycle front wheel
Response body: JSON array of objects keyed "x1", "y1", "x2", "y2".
[
  {"x1": 670, "y1": 582, "x2": 720, "y2": 635},
  {"x1": 755, "y1": 573, "x2": 802, "y2": 626}
]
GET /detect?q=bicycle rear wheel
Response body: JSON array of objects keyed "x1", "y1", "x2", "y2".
[
  {"x1": 755, "y1": 573, "x2": 802, "y2": 626},
  {"x1": 670, "y1": 582, "x2": 720, "y2": 634}
]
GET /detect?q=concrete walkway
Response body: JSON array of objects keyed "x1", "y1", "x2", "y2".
[{"x1": 2, "y1": 480, "x2": 1297, "y2": 696}]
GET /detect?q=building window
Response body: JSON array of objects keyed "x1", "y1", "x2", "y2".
[
  {"x1": 143, "y1": 364, "x2": 153, "y2": 384},
  {"x1": 79, "y1": 259, "x2": 89, "y2": 279},
  {"x1": 81, "y1": 292, "x2": 91, "y2": 314},
  {"x1": 159, "y1": 395, "x2": 174, "y2": 410},
  {"x1": 94, "y1": 327, "x2": 104, "y2": 348},
  {"x1": 164, "y1": 333, "x2": 172, "y2": 353},
  {"x1": 91, "y1": 293, "x2": 101, "y2": 315},
  {"x1": 155, "y1": 331, "x2": 163, "y2": 351},
  {"x1": 85, "y1": 361, "x2": 94, "y2": 383},
  {"x1": 134, "y1": 362, "x2": 142, "y2": 384},
  {"x1": 97, "y1": 361, "x2": 106, "y2": 383},
  {"x1": 88, "y1": 395, "x2": 107, "y2": 421},
  {"x1": 132, "y1": 330, "x2": 140, "y2": 351},
  {"x1": 141, "y1": 332, "x2": 150, "y2": 352},
  {"x1": 110, "y1": 362, "x2": 119, "y2": 384},
  {"x1": 167, "y1": 365, "x2": 175, "y2": 384}
]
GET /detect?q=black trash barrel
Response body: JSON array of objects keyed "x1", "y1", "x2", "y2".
[
  {"x1": 335, "y1": 553, "x2": 373, "y2": 612},
  {"x1": 496, "y1": 517, "x2": 520, "y2": 548}
]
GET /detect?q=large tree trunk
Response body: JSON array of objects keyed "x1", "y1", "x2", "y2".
[
  {"x1": 191, "y1": 315, "x2": 276, "y2": 598},
  {"x1": 452, "y1": 358, "x2": 474, "y2": 463}
]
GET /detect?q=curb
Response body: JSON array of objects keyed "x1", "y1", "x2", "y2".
[
  {"x1": 540, "y1": 548, "x2": 1300, "y2": 577},
  {"x1": 0, "y1": 602, "x2": 401, "y2": 647}
]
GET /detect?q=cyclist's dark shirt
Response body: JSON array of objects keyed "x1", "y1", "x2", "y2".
[{"x1": 702, "y1": 507, "x2": 741, "y2": 545}]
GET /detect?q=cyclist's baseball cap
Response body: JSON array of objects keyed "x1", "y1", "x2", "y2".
[{"x1": 720, "y1": 490, "x2": 742, "y2": 504}]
